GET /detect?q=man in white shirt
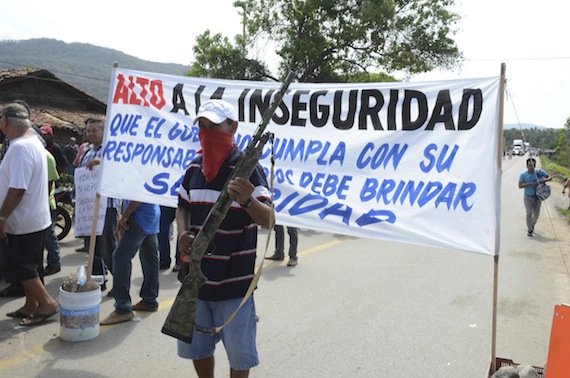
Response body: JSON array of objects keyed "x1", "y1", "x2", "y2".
[{"x1": 0, "y1": 102, "x2": 58, "y2": 326}]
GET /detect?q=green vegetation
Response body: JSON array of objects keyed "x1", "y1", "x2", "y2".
[
  {"x1": 189, "y1": 0, "x2": 462, "y2": 82},
  {"x1": 539, "y1": 117, "x2": 570, "y2": 221},
  {"x1": 506, "y1": 117, "x2": 570, "y2": 185},
  {"x1": 540, "y1": 155, "x2": 570, "y2": 184},
  {"x1": 237, "y1": 0, "x2": 462, "y2": 83},
  {"x1": 186, "y1": 30, "x2": 272, "y2": 81},
  {"x1": 542, "y1": 117, "x2": 570, "y2": 181},
  {"x1": 504, "y1": 127, "x2": 559, "y2": 151}
]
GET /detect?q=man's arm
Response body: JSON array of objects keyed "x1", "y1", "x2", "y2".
[
  {"x1": 227, "y1": 177, "x2": 273, "y2": 228},
  {"x1": 176, "y1": 206, "x2": 195, "y2": 258},
  {"x1": 86, "y1": 158, "x2": 101, "y2": 170},
  {"x1": 519, "y1": 180, "x2": 536, "y2": 189},
  {"x1": 540, "y1": 171, "x2": 553, "y2": 183},
  {"x1": 116, "y1": 201, "x2": 141, "y2": 238},
  {"x1": 0, "y1": 188, "x2": 25, "y2": 238}
]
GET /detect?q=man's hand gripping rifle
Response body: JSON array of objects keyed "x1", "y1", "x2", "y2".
[{"x1": 161, "y1": 72, "x2": 295, "y2": 343}]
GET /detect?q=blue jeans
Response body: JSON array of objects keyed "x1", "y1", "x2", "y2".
[
  {"x1": 112, "y1": 218, "x2": 159, "y2": 313},
  {"x1": 45, "y1": 210, "x2": 61, "y2": 267},
  {"x1": 88, "y1": 207, "x2": 118, "y2": 276},
  {"x1": 158, "y1": 205, "x2": 180, "y2": 267}
]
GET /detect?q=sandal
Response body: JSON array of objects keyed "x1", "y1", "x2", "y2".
[
  {"x1": 7, "y1": 309, "x2": 34, "y2": 318},
  {"x1": 19, "y1": 308, "x2": 58, "y2": 327}
]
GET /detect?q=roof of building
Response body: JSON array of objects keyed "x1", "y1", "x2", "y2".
[{"x1": 0, "y1": 68, "x2": 106, "y2": 135}]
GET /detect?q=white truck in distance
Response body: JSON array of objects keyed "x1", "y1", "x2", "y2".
[{"x1": 513, "y1": 139, "x2": 524, "y2": 155}]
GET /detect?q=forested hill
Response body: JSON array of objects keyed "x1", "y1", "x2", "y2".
[
  {"x1": 0, "y1": 38, "x2": 191, "y2": 102},
  {"x1": 505, "y1": 123, "x2": 550, "y2": 130}
]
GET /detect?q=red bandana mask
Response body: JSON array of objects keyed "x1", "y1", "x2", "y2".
[{"x1": 198, "y1": 128, "x2": 234, "y2": 182}]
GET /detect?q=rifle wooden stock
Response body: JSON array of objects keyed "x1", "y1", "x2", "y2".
[{"x1": 162, "y1": 72, "x2": 295, "y2": 342}]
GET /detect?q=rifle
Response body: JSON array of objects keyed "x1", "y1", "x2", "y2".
[{"x1": 161, "y1": 72, "x2": 295, "y2": 343}]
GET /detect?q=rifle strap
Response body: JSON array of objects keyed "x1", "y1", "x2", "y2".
[{"x1": 208, "y1": 137, "x2": 276, "y2": 335}]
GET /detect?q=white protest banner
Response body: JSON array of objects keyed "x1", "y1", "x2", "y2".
[
  {"x1": 99, "y1": 67, "x2": 501, "y2": 256},
  {"x1": 74, "y1": 166, "x2": 107, "y2": 237}
]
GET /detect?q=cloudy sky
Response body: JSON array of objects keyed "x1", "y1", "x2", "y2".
[{"x1": 1, "y1": 0, "x2": 568, "y2": 128}]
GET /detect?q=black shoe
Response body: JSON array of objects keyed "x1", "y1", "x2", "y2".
[
  {"x1": 265, "y1": 254, "x2": 285, "y2": 261},
  {"x1": 106, "y1": 289, "x2": 114, "y2": 298},
  {"x1": 528, "y1": 231, "x2": 533, "y2": 237},
  {"x1": 172, "y1": 263, "x2": 181, "y2": 273},
  {"x1": 159, "y1": 262, "x2": 170, "y2": 270},
  {"x1": 0, "y1": 284, "x2": 25, "y2": 298},
  {"x1": 44, "y1": 265, "x2": 61, "y2": 276}
]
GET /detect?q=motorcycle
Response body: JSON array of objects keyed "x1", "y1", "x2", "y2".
[{"x1": 54, "y1": 186, "x2": 74, "y2": 241}]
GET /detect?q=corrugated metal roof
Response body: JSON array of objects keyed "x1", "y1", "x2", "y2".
[{"x1": 0, "y1": 68, "x2": 106, "y2": 135}]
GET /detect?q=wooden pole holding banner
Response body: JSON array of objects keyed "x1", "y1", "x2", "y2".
[
  {"x1": 490, "y1": 63, "x2": 506, "y2": 374},
  {"x1": 86, "y1": 61, "x2": 119, "y2": 281},
  {"x1": 86, "y1": 194, "x2": 101, "y2": 281}
]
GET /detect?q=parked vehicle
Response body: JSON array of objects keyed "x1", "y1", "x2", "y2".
[{"x1": 54, "y1": 186, "x2": 73, "y2": 241}]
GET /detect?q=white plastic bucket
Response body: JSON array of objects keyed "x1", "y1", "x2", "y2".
[{"x1": 59, "y1": 287, "x2": 102, "y2": 341}]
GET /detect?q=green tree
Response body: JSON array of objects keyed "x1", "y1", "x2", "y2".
[
  {"x1": 186, "y1": 30, "x2": 272, "y2": 80},
  {"x1": 550, "y1": 117, "x2": 570, "y2": 166},
  {"x1": 503, "y1": 127, "x2": 559, "y2": 151},
  {"x1": 237, "y1": 0, "x2": 462, "y2": 82}
]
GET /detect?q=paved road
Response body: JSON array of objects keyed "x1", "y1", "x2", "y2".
[{"x1": 0, "y1": 155, "x2": 569, "y2": 377}]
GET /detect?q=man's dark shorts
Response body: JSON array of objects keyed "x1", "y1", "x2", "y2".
[{"x1": 4, "y1": 228, "x2": 48, "y2": 282}]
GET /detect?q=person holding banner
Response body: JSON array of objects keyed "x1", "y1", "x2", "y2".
[
  {"x1": 176, "y1": 99, "x2": 273, "y2": 377},
  {"x1": 518, "y1": 158, "x2": 552, "y2": 237},
  {"x1": 77, "y1": 118, "x2": 120, "y2": 290}
]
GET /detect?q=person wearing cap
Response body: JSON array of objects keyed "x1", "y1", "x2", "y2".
[
  {"x1": 0, "y1": 102, "x2": 59, "y2": 326},
  {"x1": 176, "y1": 99, "x2": 273, "y2": 377},
  {"x1": 40, "y1": 124, "x2": 68, "y2": 175},
  {"x1": 0, "y1": 99, "x2": 48, "y2": 298},
  {"x1": 0, "y1": 100, "x2": 45, "y2": 163}
]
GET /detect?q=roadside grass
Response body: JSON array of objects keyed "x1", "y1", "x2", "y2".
[{"x1": 541, "y1": 155, "x2": 570, "y2": 222}]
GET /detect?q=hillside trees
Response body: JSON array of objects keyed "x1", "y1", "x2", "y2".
[
  {"x1": 504, "y1": 127, "x2": 559, "y2": 150},
  {"x1": 549, "y1": 117, "x2": 570, "y2": 166}
]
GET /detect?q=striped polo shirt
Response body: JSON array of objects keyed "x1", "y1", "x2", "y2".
[{"x1": 178, "y1": 146, "x2": 271, "y2": 301}]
